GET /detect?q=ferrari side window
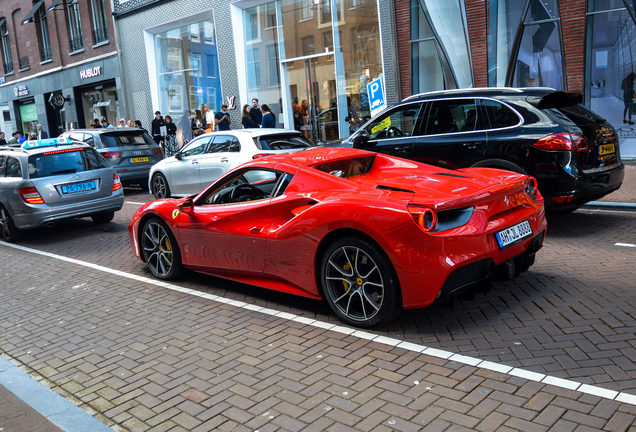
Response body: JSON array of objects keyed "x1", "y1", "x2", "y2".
[
  {"x1": 200, "y1": 169, "x2": 283, "y2": 205},
  {"x1": 365, "y1": 103, "x2": 423, "y2": 141}
]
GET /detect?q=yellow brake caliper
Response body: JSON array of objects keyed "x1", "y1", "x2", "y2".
[
  {"x1": 163, "y1": 237, "x2": 172, "y2": 257},
  {"x1": 341, "y1": 254, "x2": 356, "y2": 295}
]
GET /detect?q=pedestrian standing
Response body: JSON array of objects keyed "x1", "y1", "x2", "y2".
[
  {"x1": 241, "y1": 105, "x2": 257, "y2": 129},
  {"x1": 135, "y1": 120, "x2": 147, "y2": 134},
  {"x1": 118, "y1": 118, "x2": 127, "y2": 128},
  {"x1": 36, "y1": 124, "x2": 48, "y2": 139},
  {"x1": 128, "y1": 120, "x2": 135, "y2": 127},
  {"x1": 191, "y1": 109, "x2": 206, "y2": 136},
  {"x1": 261, "y1": 104, "x2": 276, "y2": 128},
  {"x1": 204, "y1": 103, "x2": 215, "y2": 132},
  {"x1": 0, "y1": 132, "x2": 6, "y2": 146},
  {"x1": 215, "y1": 105, "x2": 231, "y2": 131},
  {"x1": 622, "y1": 73, "x2": 636, "y2": 125},
  {"x1": 250, "y1": 98, "x2": 262, "y2": 126},
  {"x1": 164, "y1": 115, "x2": 179, "y2": 157},
  {"x1": 151, "y1": 111, "x2": 165, "y2": 144},
  {"x1": 101, "y1": 119, "x2": 114, "y2": 129}
]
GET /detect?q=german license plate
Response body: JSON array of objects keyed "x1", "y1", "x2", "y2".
[
  {"x1": 129, "y1": 157, "x2": 149, "y2": 163},
  {"x1": 598, "y1": 144, "x2": 615, "y2": 156},
  {"x1": 61, "y1": 181, "x2": 96, "y2": 194},
  {"x1": 495, "y1": 220, "x2": 532, "y2": 248}
]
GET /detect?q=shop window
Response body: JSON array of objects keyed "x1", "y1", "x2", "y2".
[
  {"x1": 67, "y1": 0, "x2": 84, "y2": 52},
  {"x1": 0, "y1": 19, "x2": 13, "y2": 74},
  {"x1": 90, "y1": 0, "x2": 108, "y2": 44},
  {"x1": 247, "y1": 47, "x2": 261, "y2": 89},
  {"x1": 35, "y1": 4, "x2": 52, "y2": 61},
  {"x1": 488, "y1": 0, "x2": 564, "y2": 89},
  {"x1": 410, "y1": 0, "x2": 472, "y2": 92}
]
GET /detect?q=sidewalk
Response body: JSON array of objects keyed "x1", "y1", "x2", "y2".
[
  {"x1": 598, "y1": 162, "x2": 636, "y2": 203},
  {"x1": 0, "y1": 383, "x2": 62, "y2": 432}
]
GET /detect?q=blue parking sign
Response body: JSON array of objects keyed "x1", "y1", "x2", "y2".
[{"x1": 367, "y1": 77, "x2": 386, "y2": 118}]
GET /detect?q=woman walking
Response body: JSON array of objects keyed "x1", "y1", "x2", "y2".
[
  {"x1": 622, "y1": 73, "x2": 636, "y2": 125},
  {"x1": 241, "y1": 104, "x2": 257, "y2": 129},
  {"x1": 164, "y1": 115, "x2": 179, "y2": 157}
]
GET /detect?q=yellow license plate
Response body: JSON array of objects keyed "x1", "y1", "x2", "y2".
[
  {"x1": 598, "y1": 144, "x2": 615, "y2": 156},
  {"x1": 129, "y1": 157, "x2": 149, "y2": 163}
]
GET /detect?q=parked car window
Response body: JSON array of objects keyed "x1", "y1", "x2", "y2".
[
  {"x1": 207, "y1": 135, "x2": 235, "y2": 153},
  {"x1": 365, "y1": 103, "x2": 423, "y2": 140},
  {"x1": 69, "y1": 133, "x2": 85, "y2": 142},
  {"x1": 257, "y1": 134, "x2": 311, "y2": 150},
  {"x1": 0, "y1": 156, "x2": 6, "y2": 176},
  {"x1": 84, "y1": 135, "x2": 96, "y2": 147},
  {"x1": 28, "y1": 148, "x2": 105, "y2": 179},
  {"x1": 101, "y1": 132, "x2": 156, "y2": 148},
  {"x1": 425, "y1": 99, "x2": 483, "y2": 135},
  {"x1": 198, "y1": 169, "x2": 287, "y2": 205},
  {"x1": 481, "y1": 99, "x2": 520, "y2": 129},
  {"x1": 181, "y1": 136, "x2": 211, "y2": 157},
  {"x1": 5, "y1": 157, "x2": 21, "y2": 178}
]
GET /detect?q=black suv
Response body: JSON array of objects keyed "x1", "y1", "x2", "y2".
[{"x1": 346, "y1": 88, "x2": 624, "y2": 211}]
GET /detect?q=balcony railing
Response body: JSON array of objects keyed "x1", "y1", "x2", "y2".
[
  {"x1": 18, "y1": 56, "x2": 29, "y2": 70},
  {"x1": 93, "y1": 27, "x2": 108, "y2": 44},
  {"x1": 41, "y1": 45, "x2": 52, "y2": 61},
  {"x1": 4, "y1": 58, "x2": 13, "y2": 74},
  {"x1": 70, "y1": 36, "x2": 84, "y2": 52}
]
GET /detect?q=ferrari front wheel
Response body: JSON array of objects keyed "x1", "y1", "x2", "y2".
[
  {"x1": 320, "y1": 237, "x2": 401, "y2": 328},
  {"x1": 141, "y1": 218, "x2": 183, "y2": 280}
]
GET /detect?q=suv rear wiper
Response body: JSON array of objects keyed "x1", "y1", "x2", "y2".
[{"x1": 50, "y1": 169, "x2": 77, "y2": 175}]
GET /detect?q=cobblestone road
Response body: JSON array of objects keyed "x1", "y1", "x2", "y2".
[{"x1": 1, "y1": 187, "x2": 636, "y2": 431}]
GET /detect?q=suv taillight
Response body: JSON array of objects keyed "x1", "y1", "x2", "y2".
[
  {"x1": 408, "y1": 205, "x2": 437, "y2": 232},
  {"x1": 533, "y1": 133, "x2": 589, "y2": 153},
  {"x1": 152, "y1": 148, "x2": 163, "y2": 156},
  {"x1": 19, "y1": 186, "x2": 44, "y2": 204},
  {"x1": 102, "y1": 151, "x2": 123, "y2": 159},
  {"x1": 113, "y1": 173, "x2": 122, "y2": 191}
]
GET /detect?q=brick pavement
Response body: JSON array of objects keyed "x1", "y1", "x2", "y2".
[
  {"x1": 1, "y1": 186, "x2": 636, "y2": 430},
  {"x1": 1, "y1": 243, "x2": 636, "y2": 431},
  {"x1": 599, "y1": 163, "x2": 636, "y2": 203},
  {"x1": 0, "y1": 383, "x2": 62, "y2": 432}
]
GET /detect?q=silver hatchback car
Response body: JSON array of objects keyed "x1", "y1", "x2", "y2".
[{"x1": 0, "y1": 138, "x2": 125, "y2": 242}]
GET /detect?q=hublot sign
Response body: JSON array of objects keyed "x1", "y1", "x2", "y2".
[
  {"x1": 13, "y1": 85, "x2": 28, "y2": 97},
  {"x1": 80, "y1": 66, "x2": 102, "y2": 79}
]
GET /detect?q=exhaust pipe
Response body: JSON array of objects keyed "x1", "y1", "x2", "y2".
[
  {"x1": 45, "y1": 221, "x2": 55, "y2": 228},
  {"x1": 488, "y1": 260, "x2": 496, "y2": 276},
  {"x1": 527, "y1": 237, "x2": 541, "y2": 256}
]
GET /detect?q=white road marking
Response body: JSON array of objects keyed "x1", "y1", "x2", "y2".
[
  {"x1": 124, "y1": 201, "x2": 147, "y2": 205},
  {"x1": 615, "y1": 243, "x2": 636, "y2": 248},
  {"x1": 1, "y1": 241, "x2": 635, "y2": 406}
]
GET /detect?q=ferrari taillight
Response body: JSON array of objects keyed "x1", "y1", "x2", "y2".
[
  {"x1": 112, "y1": 173, "x2": 122, "y2": 191},
  {"x1": 533, "y1": 133, "x2": 589, "y2": 153},
  {"x1": 408, "y1": 205, "x2": 437, "y2": 232}
]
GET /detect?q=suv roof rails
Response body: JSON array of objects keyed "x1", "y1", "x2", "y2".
[
  {"x1": 402, "y1": 86, "x2": 556, "y2": 102},
  {"x1": 0, "y1": 146, "x2": 28, "y2": 153}
]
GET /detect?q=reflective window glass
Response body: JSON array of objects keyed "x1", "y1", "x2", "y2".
[
  {"x1": 181, "y1": 137, "x2": 210, "y2": 156},
  {"x1": 0, "y1": 156, "x2": 6, "y2": 177},
  {"x1": 365, "y1": 103, "x2": 423, "y2": 140},
  {"x1": 482, "y1": 100, "x2": 520, "y2": 129},
  {"x1": 426, "y1": 99, "x2": 483, "y2": 135},
  {"x1": 207, "y1": 135, "x2": 233, "y2": 153},
  {"x1": 6, "y1": 157, "x2": 21, "y2": 178}
]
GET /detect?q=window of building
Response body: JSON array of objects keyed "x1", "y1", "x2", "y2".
[
  {"x1": 247, "y1": 47, "x2": 261, "y2": 89},
  {"x1": 67, "y1": 0, "x2": 84, "y2": 52},
  {"x1": 190, "y1": 52, "x2": 201, "y2": 77},
  {"x1": 203, "y1": 22, "x2": 214, "y2": 44},
  {"x1": 301, "y1": 36, "x2": 315, "y2": 55},
  {"x1": 267, "y1": 44, "x2": 279, "y2": 87},
  {"x1": 90, "y1": 0, "x2": 108, "y2": 44},
  {"x1": 36, "y1": 4, "x2": 52, "y2": 61},
  {"x1": 0, "y1": 20, "x2": 13, "y2": 74},
  {"x1": 301, "y1": 0, "x2": 314, "y2": 20},
  {"x1": 206, "y1": 53, "x2": 217, "y2": 78},
  {"x1": 487, "y1": 0, "x2": 564, "y2": 89}
]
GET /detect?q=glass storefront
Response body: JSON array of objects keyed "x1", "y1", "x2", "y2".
[
  {"x1": 19, "y1": 102, "x2": 38, "y2": 137},
  {"x1": 586, "y1": 0, "x2": 636, "y2": 153},
  {"x1": 487, "y1": 0, "x2": 564, "y2": 89},
  {"x1": 238, "y1": 0, "x2": 383, "y2": 143},
  {"x1": 153, "y1": 18, "x2": 222, "y2": 145},
  {"x1": 79, "y1": 82, "x2": 120, "y2": 128}
]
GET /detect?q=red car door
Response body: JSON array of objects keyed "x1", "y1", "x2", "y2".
[{"x1": 176, "y1": 199, "x2": 273, "y2": 273}]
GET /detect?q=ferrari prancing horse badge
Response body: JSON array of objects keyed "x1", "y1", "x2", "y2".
[{"x1": 172, "y1": 209, "x2": 179, "y2": 219}]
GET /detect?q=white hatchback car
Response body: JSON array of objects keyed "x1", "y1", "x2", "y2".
[{"x1": 148, "y1": 129, "x2": 313, "y2": 199}]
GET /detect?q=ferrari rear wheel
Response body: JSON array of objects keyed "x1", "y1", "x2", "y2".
[
  {"x1": 151, "y1": 173, "x2": 171, "y2": 200},
  {"x1": 141, "y1": 218, "x2": 183, "y2": 279},
  {"x1": 321, "y1": 237, "x2": 401, "y2": 328}
]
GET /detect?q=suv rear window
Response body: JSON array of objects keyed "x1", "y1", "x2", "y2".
[
  {"x1": 101, "y1": 132, "x2": 156, "y2": 148},
  {"x1": 257, "y1": 134, "x2": 311, "y2": 150},
  {"x1": 28, "y1": 148, "x2": 111, "y2": 179}
]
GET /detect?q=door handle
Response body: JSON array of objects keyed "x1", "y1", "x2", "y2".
[
  {"x1": 221, "y1": 158, "x2": 229, "y2": 163},
  {"x1": 191, "y1": 160, "x2": 199, "y2": 164},
  {"x1": 394, "y1": 147, "x2": 409, "y2": 154},
  {"x1": 249, "y1": 226, "x2": 263, "y2": 234},
  {"x1": 463, "y1": 142, "x2": 482, "y2": 149}
]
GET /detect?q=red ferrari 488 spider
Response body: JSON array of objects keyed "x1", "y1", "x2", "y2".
[{"x1": 129, "y1": 147, "x2": 547, "y2": 327}]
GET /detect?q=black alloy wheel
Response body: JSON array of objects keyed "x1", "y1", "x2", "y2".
[
  {"x1": 152, "y1": 173, "x2": 171, "y2": 200},
  {"x1": 321, "y1": 236, "x2": 401, "y2": 327},
  {"x1": 0, "y1": 206, "x2": 22, "y2": 243},
  {"x1": 141, "y1": 218, "x2": 183, "y2": 279}
]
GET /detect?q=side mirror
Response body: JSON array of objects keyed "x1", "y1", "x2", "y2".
[
  {"x1": 174, "y1": 152, "x2": 182, "y2": 160},
  {"x1": 178, "y1": 198, "x2": 194, "y2": 214},
  {"x1": 351, "y1": 131, "x2": 371, "y2": 148}
]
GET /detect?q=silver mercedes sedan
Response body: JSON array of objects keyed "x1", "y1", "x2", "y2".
[
  {"x1": 0, "y1": 138, "x2": 125, "y2": 242},
  {"x1": 148, "y1": 129, "x2": 313, "y2": 199}
]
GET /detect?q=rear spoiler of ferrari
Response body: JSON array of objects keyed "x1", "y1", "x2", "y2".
[{"x1": 526, "y1": 91, "x2": 582, "y2": 109}]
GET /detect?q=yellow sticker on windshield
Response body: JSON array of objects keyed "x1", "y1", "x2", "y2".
[
  {"x1": 172, "y1": 209, "x2": 179, "y2": 219},
  {"x1": 371, "y1": 117, "x2": 391, "y2": 134}
]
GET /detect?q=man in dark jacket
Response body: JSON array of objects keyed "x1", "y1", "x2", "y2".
[
  {"x1": 151, "y1": 111, "x2": 165, "y2": 144},
  {"x1": 250, "y1": 98, "x2": 262, "y2": 126}
]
